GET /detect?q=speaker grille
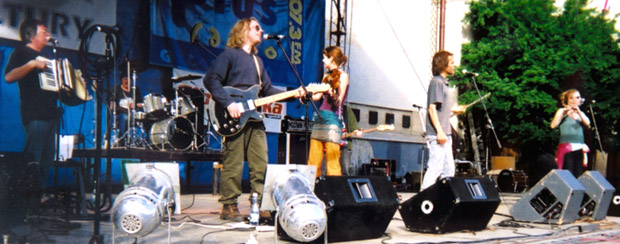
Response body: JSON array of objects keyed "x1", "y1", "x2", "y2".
[
  {"x1": 530, "y1": 188, "x2": 557, "y2": 214},
  {"x1": 301, "y1": 222, "x2": 321, "y2": 240},
  {"x1": 121, "y1": 214, "x2": 142, "y2": 234}
]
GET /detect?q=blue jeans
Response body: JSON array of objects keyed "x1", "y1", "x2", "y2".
[
  {"x1": 117, "y1": 113, "x2": 129, "y2": 138},
  {"x1": 421, "y1": 135, "x2": 455, "y2": 190},
  {"x1": 23, "y1": 119, "x2": 58, "y2": 189}
]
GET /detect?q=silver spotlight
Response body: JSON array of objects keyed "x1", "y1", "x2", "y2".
[
  {"x1": 266, "y1": 165, "x2": 326, "y2": 242},
  {"x1": 112, "y1": 166, "x2": 175, "y2": 237}
]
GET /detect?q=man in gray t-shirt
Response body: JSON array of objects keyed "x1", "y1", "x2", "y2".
[{"x1": 421, "y1": 51, "x2": 465, "y2": 190}]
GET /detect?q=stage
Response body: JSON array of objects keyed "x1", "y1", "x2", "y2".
[{"x1": 5, "y1": 192, "x2": 620, "y2": 244}]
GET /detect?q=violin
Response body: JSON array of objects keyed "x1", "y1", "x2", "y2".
[
  {"x1": 323, "y1": 69, "x2": 341, "y2": 90},
  {"x1": 323, "y1": 69, "x2": 341, "y2": 108}
]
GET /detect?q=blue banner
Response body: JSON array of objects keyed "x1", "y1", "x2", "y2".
[{"x1": 150, "y1": 0, "x2": 325, "y2": 88}]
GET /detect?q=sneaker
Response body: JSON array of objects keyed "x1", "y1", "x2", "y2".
[
  {"x1": 259, "y1": 210, "x2": 275, "y2": 225},
  {"x1": 259, "y1": 210, "x2": 271, "y2": 219},
  {"x1": 220, "y1": 203, "x2": 243, "y2": 222}
]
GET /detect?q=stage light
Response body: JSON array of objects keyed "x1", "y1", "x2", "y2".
[
  {"x1": 268, "y1": 167, "x2": 326, "y2": 242},
  {"x1": 112, "y1": 166, "x2": 175, "y2": 237}
]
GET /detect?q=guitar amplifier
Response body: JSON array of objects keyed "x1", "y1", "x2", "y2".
[
  {"x1": 361, "y1": 158, "x2": 396, "y2": 180},
  {"x1": 281, "y1": 118, "x2": 313, "y2": 133}
]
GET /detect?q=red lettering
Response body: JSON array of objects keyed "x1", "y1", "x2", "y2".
[
  {"x1": 272, "y1": 103, "x2": 282, "y2": 114},
  {"x1": 262, "y1": 104, "x2": 272, "y2": 113}
]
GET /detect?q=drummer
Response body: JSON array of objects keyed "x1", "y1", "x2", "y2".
[{"x1": 112, "y1": 69, "x2": 143, "y2": 145}]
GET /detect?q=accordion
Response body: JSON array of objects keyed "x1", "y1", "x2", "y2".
[{"x1": 37, "y1": 56, "x2": 91, "y2": 106}]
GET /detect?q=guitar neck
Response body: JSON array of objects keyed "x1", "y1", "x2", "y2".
[
  {"x1": 463, "y1": 93, "x2": 490, "y2": 110},
  {"x1": 343, "y1": 128, "x2": 378, "y2": 138},
  {"x1": 253, "y1": 90, "x2": 298, "y2": 107}
]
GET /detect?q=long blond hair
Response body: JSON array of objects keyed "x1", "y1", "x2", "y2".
[{"x1": 226, "y1": 17, "x2": 258, "y2": 54}]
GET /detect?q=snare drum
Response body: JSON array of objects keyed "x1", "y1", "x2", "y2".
[
  {"x1": 172, "y1": 97, "x2": 195, "y2": 116},
  {"x1": 143, "y1": 94, "x2": 168, "y2": 118},
  {"x1": 133, "y1": 111, "x2": 146, "y2": 121},
  {"x1": 149, "y1": 116, "x2": 193, "y2": 150},
  {"x1": 497, "y1": 170, "x2": 528, "y2": 193}
]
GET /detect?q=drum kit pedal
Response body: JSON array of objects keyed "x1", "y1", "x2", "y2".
[{"x1": 111, "y1": 74, "x2": 210, "y2": 152}]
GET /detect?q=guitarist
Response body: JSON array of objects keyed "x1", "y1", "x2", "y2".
[
  {"x1": 306, "y1": 46, "x2": 351, "y2": 178},
  {"x1": 203, "y1": 17, "x2": 302, "y2": 222}
]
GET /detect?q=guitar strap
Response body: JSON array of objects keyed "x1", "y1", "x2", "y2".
[{"x1": 252, "y1": 55, "x2": 263, "y2": 91}]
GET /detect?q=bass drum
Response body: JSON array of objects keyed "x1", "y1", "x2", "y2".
[
  {"x1": 497, "y1": 170, "x2": 528, "y2": 193},
  {"x1": 149, "y1": 117, "x2": 193, "y2": 151}
]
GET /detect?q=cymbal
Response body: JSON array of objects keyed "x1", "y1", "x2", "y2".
[
  {"x1": 177, "y1": 84, "x2": 199, "y2": 90},
  {"x1": 178, "y1": 85, "x2": 203, "y2": 98},
  {"x1": 171, "y1": 74, "x2": 202, "y2": 82}
]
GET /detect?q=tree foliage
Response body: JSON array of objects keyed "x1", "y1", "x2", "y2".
[{"x1": 455, "y1": 0, "x2": 620, "y2": 155}]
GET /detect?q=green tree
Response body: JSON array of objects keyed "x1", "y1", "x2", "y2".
[{"x1": 455, "y1": 0, "x2": 620, "y2": 161}]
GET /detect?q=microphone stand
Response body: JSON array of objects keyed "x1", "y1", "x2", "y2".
[
  {"x1": 588, "y1": 102, "x2": 606, "y2": 172},
  {"x1": 50, "y1": 39, "x2": 62, "y2": 165},
  {"x1": 89, "y1": 30, "x2": 116, "y2": 244},
  {"x1": 273, "y1": 38, "x2": 322, "y2": 163},
  {"x1": 412, "y1": 104, "x2": 427, "y2": 192},
  {"x1": 468, "y1": 75, "x2": 501, "y2": 173},
  {"x1": 192, "y1": 41, "x2": 218, "y2": 59},
  {"x1": 49, "y1": 39, "x2": 66, "y2": 207},
  {"x1": 589, "y1": 103, "x2": 604, "y2": 152}
]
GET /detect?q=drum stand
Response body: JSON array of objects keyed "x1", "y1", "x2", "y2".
[
  {"x1": 171, "y1": 89, "x2": 195, "y2": 151},
  {"x1": 183, "y1": 81, "x2": 222, "y2": 151},
  {"x1": 122, "y1": 68, "x2": 149, "y2": 149},
  {"x1": 110, "y1": 103, "x2": 121, "y2": 148},
  {"x1": 126, "y1": 69, "x2": 138, "y2": 148}
]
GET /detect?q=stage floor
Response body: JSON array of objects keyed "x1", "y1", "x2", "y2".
[{"x1": 5, "y1": 192, "x2": 620, "y2": 244}]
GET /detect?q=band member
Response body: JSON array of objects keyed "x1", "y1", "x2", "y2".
[
  {"x1": 4, "y1": 19, "x2": 60, "y2": 190},
  {"x1": 421, "y1": 50, "x2": 466, "y2": 190},
  {"x1": 307, "y1": 46, "x2": 351, "y2": 177},
  {"x1": 112, "y1": 70, "x2": 143, "y2": 145},
  {"x1": 550, "y1": 89, "x2": 590, "y2": 177},
  {"x1": 340, "y1": 105, "x2": 364, "y2": 176},
  {"x1": 203, "y1": 17, "x2": 302, "y2": 222}
]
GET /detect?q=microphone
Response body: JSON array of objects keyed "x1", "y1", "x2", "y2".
[
  {"x1": 46, "y1": 36, "x2": 58, "y2": 44},
  {"x1": 462, "y1": 69, "x2": 479, "y2": 77},
  {"x1": 263, "y1": 34, "x2": 285, "y2": 40},
  {"x1": 93, "y1": 25, "x2": 119, "y2": 33}
]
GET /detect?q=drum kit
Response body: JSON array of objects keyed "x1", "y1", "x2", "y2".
[{"x1": 111, "y1": 74, "x2": 208, "y2": 151}]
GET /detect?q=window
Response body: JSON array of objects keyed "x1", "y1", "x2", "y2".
[
  {"x1": 352, "y1": 108, "x2": 361, "y2": 122},
  {"x1": 402, "y1": 115, "x2": 411, "y2": 128},
  {"x1": 369, "y1": 111, "x2": 378, "y2": 125},
  {"x1": 385, "y1": 113, "x2": 394, "y2": 125}
]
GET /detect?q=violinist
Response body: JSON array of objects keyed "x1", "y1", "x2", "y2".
[
  {"x1": 550, "y1": 89, "x2": 590, "y2": 177},
  {"x1": 307, "y1": 46, "x2": 350, "y2": 177}
]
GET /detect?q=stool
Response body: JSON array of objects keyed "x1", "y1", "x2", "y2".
[{"x1": 212, "y1": 162, "x2": 222, "y2": 195}]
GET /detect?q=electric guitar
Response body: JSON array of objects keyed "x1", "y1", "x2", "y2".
[
  {"x1": 462, "y1": 93, "x2": 491, "y2": 110},
  {"x1": 342, "y1": 124, "x2": 395, "y2": 139},
  {"x1": 209, "y1": 83, "x2": 330, "y2": 137},
  {"x1": 340, "y1": 124, "x2": 395, "y2": 147}
]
